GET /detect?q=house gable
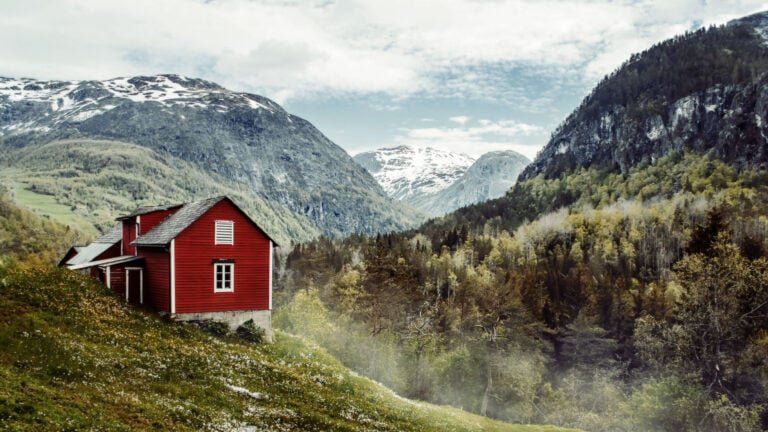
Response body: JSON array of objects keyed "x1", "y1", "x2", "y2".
[
  {"x1": 133, "y1": 196, "x2": 278, "y2": 247},
  {"x1": 173, "y1": 199, "x2": 272, "y2": 314},
  {"x1": 120, "y1": 206, "x2": 181, "y2": 255}
]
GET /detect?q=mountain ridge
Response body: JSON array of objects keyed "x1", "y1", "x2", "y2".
[
  {"x1": 354, "y1": 145, "x2": 529, "y2": 217},
  {"x1": 411, "y1": 150, "x2": 530, "y2": 217},
  {"x1": 0, "y1": 74, "x2": 423, "y2": 240},
  {"x1": 520, "y1": 13, "x2": 768, "y2": 182},
  {"x1": 353, "y1": 145, "x2": 475, "y2": 200}
]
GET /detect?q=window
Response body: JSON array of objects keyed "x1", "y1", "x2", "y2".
[
  {"x1": 215, "y1": 220, "x2": 234, "y2": 245},
  {"x1": 214, "y1": 263, "x2": 234, "y2": 292}
]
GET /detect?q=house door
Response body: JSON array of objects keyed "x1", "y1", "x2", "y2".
[{"x1": 125, "y1": 268, "x2": 143, "y2": 304}]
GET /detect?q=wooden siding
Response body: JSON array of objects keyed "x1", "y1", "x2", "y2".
[
  {"x1": 122, "y1": 220, "x2": 137, "y2": 255},
  {"x1": 139, "y1": 247, "x2": 171, "y2": 312},
  {"x1": 126, "y1": 269, "x2": 142, "y2": 304},
  {"x1": 139, "y1": 209, "x2": 178, "y2": 237},
  {"x1": 99, "y1": 242, "x2": 121, "y2": 261},
  {"x1": 58, "y1": 247, "x2": 79, "y2": 267},
  {"x1": 175, "y1": 200, "x2": 270, "y2": 314},
  {"x1": 108, "y1": 266, "x2": 125, "y2": 299}
]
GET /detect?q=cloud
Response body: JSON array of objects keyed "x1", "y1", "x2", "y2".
[
  {"x1": 449, "y1": 116, "x2": 470, "y2": 125},
  {"x1": 396, "y1": 118, "x2": 545, "y2": 158},
  {"x1": 0, "y1": 0, "x2": 766, "y2": 103}
]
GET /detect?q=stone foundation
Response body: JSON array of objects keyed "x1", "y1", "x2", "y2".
[{"x1": 173, "y1": 310, "x2": 272, "y2": 342}]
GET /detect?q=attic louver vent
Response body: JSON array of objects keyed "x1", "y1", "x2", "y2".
[{"x1": 215, "y1": 220, "x2": 234, "y2": 245}]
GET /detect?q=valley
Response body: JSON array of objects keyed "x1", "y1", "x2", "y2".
[{"x1": 2, "y1": 6, "x2": 768, "y2": 432}]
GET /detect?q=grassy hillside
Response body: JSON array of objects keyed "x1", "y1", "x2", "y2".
[
  {"x1": 0, "y1": 260, "x2": 579, "y2": 432},
  {"x1": 0, "y1": 187, "x2": 88, "y2": 264},
  {"x1": 0, "y1": 139, "x2": 320, "y2": 245}
]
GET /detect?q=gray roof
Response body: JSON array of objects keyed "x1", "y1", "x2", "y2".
[
  {"x1": 95, "y1": 225, "x2": 123, "y2": 243},
  {"x1": 66, "y1": 225, "x2": 123, "y2": 266},
  {"x1": 69, "y1": 255, "x2": 143, "y2": 271},
  {"x1": 133, "y1": 196, "x2": 226, "y2": 246},
  {"x1": 67, "y1": 243, "x2": 115, "y2": 266},
  {"x1": 132, "y1": 196, "x2": 279, "y2": 247},
  {"x1": 116, "y1": 203, "x2": 183, "y2": 220}
]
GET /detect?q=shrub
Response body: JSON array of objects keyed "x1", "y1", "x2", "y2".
[
  {"x1": 236, "y1": 319, "x2": 265, "y2": 344},
  {"x1": 191, "y1": 319, "x2": 231, "y2": 337}
]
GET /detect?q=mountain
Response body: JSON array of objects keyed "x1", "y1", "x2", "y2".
[
  {"x1": 520, "y1": 12, "x2": 768, "y2": 182},
  {"x1": 412, "y1": 150, "x2": 530, "y2": 217},
  {"x1": 0, "y1": 74, "x2": 422, "y2": 241},
  {"x1": 353, "y1": 145, "x2": 475, "y2": 202},
  {"x1": 1, "y1": 139, "x2": 321, "y2": 245},
  {"x1": 354, "y1": 146, "x2": 529, "y2": 217}
]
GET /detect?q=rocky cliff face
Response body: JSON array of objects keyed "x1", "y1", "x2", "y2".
[
  {"x1": 520, "y1": 12, "x2": 768, "y2": 181},
  {"x1": 521, "y1": 81, "x2": 768, "y2": 180},
  {"x1": 414, "y1": 150, "x2": 529, "y2": 217},
  {"x1": 0, "y1": 75, "x2": 422, "y2": 238}
]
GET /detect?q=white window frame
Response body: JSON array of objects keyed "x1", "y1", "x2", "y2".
[
  {"x1": 214, "y1": 262, "x2": 234, "y2": 293},
  {"x1": 215, "y1": 220, "x2": 234, "y2": 245}
]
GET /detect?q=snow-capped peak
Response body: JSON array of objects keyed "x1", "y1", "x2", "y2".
[
  {"x1": 0, "y1": 74, "x2": 284, "y2": 135},
  {"x1": 353, "y1": 146, "x2": 475, "y2": 201}
]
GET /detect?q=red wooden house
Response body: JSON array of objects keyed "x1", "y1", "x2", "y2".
[{"x1": 62, "y1": 196, "x2": 276, "y2": 340}]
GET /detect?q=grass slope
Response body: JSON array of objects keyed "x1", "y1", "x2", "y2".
[
  {"x1": 0, "y1": 262, "x2": 579, "y2": 432},
  {"x1": 8, "y1": 182, "x2": 99, "y2": 237},
  {"x1": 0, "y1": 139, "x2": 320, "y2": 244},
  {"x1": 0, "y1": 189, "x2": 87, "y2": 264}
]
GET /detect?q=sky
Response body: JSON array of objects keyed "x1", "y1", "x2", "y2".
[{"x1": 1, "y1": 0, "x2": 767, "y2": 160}]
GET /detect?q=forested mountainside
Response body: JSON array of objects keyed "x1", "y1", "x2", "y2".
[
  {"x1": 423, "y1": 12, "x2": 768, "y2": 236},
  {"x1": 521, "y1": 12, "x2": 768, "y2": 181},
  {"x1": 0, "y1": 139, "x2": 320, "y2": 245},
  {"x1": 0, "y1": 186, "x2": 86, "y2": 263},
  {"x1": 277, "y1": 154, "x2": 768, "y2": 431},
  {"x1": 0, "y1": 74, "x2": 422, "y2": 241},
  {"x1": 273, "y1": 12, "x2": 768, "y2": 432}
]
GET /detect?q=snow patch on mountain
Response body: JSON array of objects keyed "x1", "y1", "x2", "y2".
[
  {"x1": 353, "y1": 146, "x2": 475, "y2": 201},
  {"x1": 0, "y1": 73, "x2": 424, "y2": 237},
  {"x1": 356, "y1": 146, "x2": 530, "y2": 217},
  {"x1": 733, "y1": 11, "x2": 768, "y2": 43},
  {"x1": 0, "y1": 74, "x2": 282, "y2": 133},
  {"x1": 413, "y1": 150, "x2": 530, "y2": 217}
]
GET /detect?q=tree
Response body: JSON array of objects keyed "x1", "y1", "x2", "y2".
[{"x1": 638, "y1": 235, "x2": 768, "y2": 405}]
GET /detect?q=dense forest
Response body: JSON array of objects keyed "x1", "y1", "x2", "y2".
[{"x1": 275, "y1": 153, "x2": 768, "y2": 431}]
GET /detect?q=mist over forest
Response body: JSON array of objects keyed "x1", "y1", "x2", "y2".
[{"x1": 275, "y1": 153, "x2": 768, "y2": 431}]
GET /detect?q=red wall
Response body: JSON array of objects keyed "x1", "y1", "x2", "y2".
[
  {"x1": 139, "y1": 209, "x2": 178, "y2": 237},
  {"x1": 122, "y1": 209, "x2": 177, "y2": 256},
  {"x1": 59, "y1": 248, "x2": 79, "y2": 267},
  {"x1": 123, "y1": 220, "x2": 137, "y2": 255},
  {"x1": 174, "y1": 200, "x2": 271, "y2": 314},
  {"x1": 138, "y1": 247, "x2": 171, "y2": 312},
  {"x1": 87, "y1": 242, "x2": 122, "y2": 280},
  {"x1": 108, "y1": 266, "x2": 125, "y2": 299},
  {"x1": 99, "y1": 242, "x2": 121, "y2": 261}
]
